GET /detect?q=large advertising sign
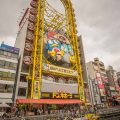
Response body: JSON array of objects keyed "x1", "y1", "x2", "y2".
[{"x1": 43, "y1": 30, "x2": 75, "y2": 68}]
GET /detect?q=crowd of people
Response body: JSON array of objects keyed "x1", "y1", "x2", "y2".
[{"x1": 0, "y1": 104, "x2": 81, "y2": 119}]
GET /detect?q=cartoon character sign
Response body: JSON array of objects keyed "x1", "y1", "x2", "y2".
[{"x1": 44, "y1": 30, "x2": 75, "y2": 67}]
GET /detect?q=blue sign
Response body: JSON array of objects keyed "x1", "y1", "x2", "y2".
[{"x1": 0, "y1": 44, "x2": 19, "y2": 54}]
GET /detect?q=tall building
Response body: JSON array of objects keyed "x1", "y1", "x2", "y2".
[
  {"x1": 117, "y1": 72, "x2": 120, "y2": 87},
  {"x1": 106, "y1": 66, "x2": 120, "y2": 96},
  {"x1": 78, "y1": 36, "x2": 90, "y2": 103},
  {"x1": 15, "y1": 0, "x2": 85, "y2": 105},
  {"x1": 86, "y1": 58, "x2": 108, "y2": 105},
  {"x1": 0, "y1": 43, "x2": 19, "y2": 103}
]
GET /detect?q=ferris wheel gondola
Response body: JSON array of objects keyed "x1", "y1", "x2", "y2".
[
  {"x1": 28, "y1": 22, "x2": 35, "y2": 31},
  {"x1": 28, "y1": 14, "x2": 37, "y2": 23},
  {"x1": 30, "y1": 0, "x2": 38, "y2": 8},
  {"x1": 26, "y1": 30, "x2": 35, "y2": 41},
  {"x1": 30, "y1": 7, "x2": 38, "y2": 15}
]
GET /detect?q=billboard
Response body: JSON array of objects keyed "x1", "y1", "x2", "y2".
[
  {"x1": 0, "y1": 43, "x2": 19, "y2": 54},
  {"x1": 43, "y1": 30, "x2": 75, "y2": 68}
]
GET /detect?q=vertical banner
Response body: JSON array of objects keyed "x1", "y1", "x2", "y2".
[
  {"x1": 34, "y1": 81, "x2": 40, "y2": 99},
  {"x1": 96, "y1": 72, "x2": 106, "y2": 102}
]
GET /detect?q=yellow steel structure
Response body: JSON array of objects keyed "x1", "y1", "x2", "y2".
[{"x1": 28, "y1": 0, "x2": 85, "y2": 101}]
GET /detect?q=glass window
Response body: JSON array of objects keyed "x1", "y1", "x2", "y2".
[
  {"x1": 9, "y1": 62, "x2": 13, "y2": 69},
  {"x1": 2, "y1": 72, "x2": 8, "y2": 78},
  {"x1": 0, "y1": 84, "x2": 5, "y2": 93},
  {"x1": 0, "y1": 60, "x2": 5, "y2": 67},
  {"x1": 11, "y1": 73, "x2": 16, "y2": 79},
  {"x1": 13, "y1": 63, "x2": 17, "y2": 69},
  {"x1": 0, "y1": 71, "x2": 3, "y2": 77},
  {"x1": 0, "y1": 50, "x2": 4, "y2": 55},
  {"x1": 0, "y1": 84, "x2": 13, "y2": 93},
  {"x1": 18, "y1": 88, "x2": 26, "y2": 96},
  {"x1": 7, "y1": 85, "x2": 13, "y2": 93},
  {"x1": 7, "y1": 72, "x2": 12, "y2": 78},
  {"x1": 5, "y1": 61, "x2": 10, "y2": 68},
  {"x1": 12, "y1": 53, "x2": 18, "y2": 58},
  {"x1": 20, "y1": 75, "x2": 27, "y2": 82}
]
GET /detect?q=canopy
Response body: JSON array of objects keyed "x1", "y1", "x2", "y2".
[
  {"x1": 16, "y1": 99, "x2": 84, "y2": 105},
  {"x1": 0, "y1": 103, "x2": 10, "y2": 108}
]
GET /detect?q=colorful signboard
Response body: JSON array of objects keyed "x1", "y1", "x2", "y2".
[
  {"x1": 43, "y1": 63, "x2": 78, "y2": 76},
  {"x1": 41, "y1": 92, "x2": 79, "y2": 99},
  {"x1": 52, "y1": 92, "x2": 72, "y2": 99},
  {"x1": 43, "y1": 30, "x2": 75, "y2": 68}
]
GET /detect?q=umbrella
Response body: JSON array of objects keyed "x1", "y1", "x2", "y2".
[{"x1": 0, "y1": 103, "x2": 10, "y2": 108}]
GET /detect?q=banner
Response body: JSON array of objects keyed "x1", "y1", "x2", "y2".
[{"x1": 43, "y1": 63, "x2": 78, "y2": 76}]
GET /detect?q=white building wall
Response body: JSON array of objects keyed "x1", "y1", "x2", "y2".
[{"x1": 41, "y1": 79, "x2": 78, "y2": 94}]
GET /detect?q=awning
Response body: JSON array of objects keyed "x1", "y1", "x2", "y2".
[{"x1": 16, "y1": 99, "x2": 84, "y2": 104}]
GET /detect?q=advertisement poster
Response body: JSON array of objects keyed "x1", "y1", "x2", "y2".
[
  {"x1": 96, "y1": 73, "x2": 105, "y2": 89},
  {"x1": 43, "y1": 30, "x2": 75, "y2": 68}
]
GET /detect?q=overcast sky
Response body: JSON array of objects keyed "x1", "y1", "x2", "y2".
[{"x1": 0, "y1": 0, "x2": 120, "y2": 70}]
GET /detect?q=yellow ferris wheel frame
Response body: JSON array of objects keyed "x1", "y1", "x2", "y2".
[{"x1": 28, "y1": 0, "x2": 85, "y2": 102}]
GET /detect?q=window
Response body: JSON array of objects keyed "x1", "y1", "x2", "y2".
[
  {"x1": 9, "y1": 62, "x2": 17, "y2": 70},
  {"x1": 5, "y1": 61, "x2": 10, "y2": 68},
  {"x1": 7, "y1": 85, "x2": 13, "y2": 93},
  {"x1": 7, "y1": 72, "x2": 12, "y2": 78},
  {"x1": 18, "y1": 88, "x2": 26, "y2": 96},
  {"x1": 0, "y1": 60, "x2": 17, "y2": 70},
  {"x1": 0, "y1": 71, "x2": 15, "y2": 81},
  {"x1": 11, "y1": 73, "x2": 16, "y2": 79},
  {"x1": 20, "y1": 75, "x2": 27, "y2": 82},
  {"x1": 2, "y1": 72, "x2": 8, "y2": 78},
  {"x1": 12, "y1": 53, "x2": 18, "y2": 58},
  {"x1": 0, "y1": 60, "x2": 5, "y2": 67},
  {"x1": 0, "y1": 50, "x2": 4, "y2": 55},
  {"x1": 0, "y1": 84, "x2": 13, "y2": 93},
  {"x1": 0, "y1": 71, "x2": 2, "y2": 77},
  {"x1": 13, "y1": 63, "x2": 17, "y2": 69}
]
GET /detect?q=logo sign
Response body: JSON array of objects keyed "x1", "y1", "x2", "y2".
[
  {"x1": 52, "y1": 92, "x2": 72, "y2": 99},
  {"x1": 43, "y1": 63, "x2": 78, "y2": 76},
  {"x1": 34, "y1": 81, "x2": 39, "y2": 99}
]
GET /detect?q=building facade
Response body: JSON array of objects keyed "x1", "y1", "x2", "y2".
[
  {"x1": 117, "y1": 72, "x2": 120, "y2": 88},
  {"x1": 86, "y1": 58, "x2": 108, "y2": 105},
  {"x1": 14, "y1": 0, "x2": 85, "y2": 104},
  {"x1": 106, "y1": 66, "x2": 120, "y2": 96},
  {"x1": 0, "y1": 43, "x2": 19, "y2": 103},
  {"x1": 78, "y1": 36, "x2": 90, "y2": 103}
]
